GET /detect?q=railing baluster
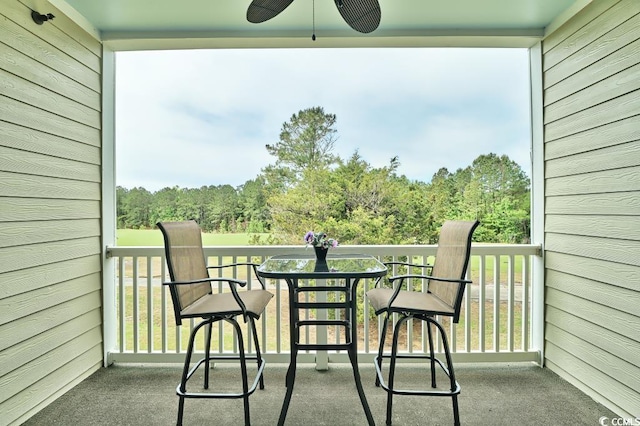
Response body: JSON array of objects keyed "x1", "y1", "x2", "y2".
[
  {"x1": 147, "y1": 256, "x2": 153, "y2": 353},
  {"x1": 493, "y1": 255, "x2": 500, "y2": 352},
  {"x1": 522, "y1": 254, "x2": 530, "y2": 351},
  {"x1": 161, "y1": 257, "x2": 168, "y2": 353},
  {"x1": 508, "y1": 255, "x2": 515, "y2": 352},
  {"x1": 118, "y1": 257, "x2": 125, "y2": 353},
  {"x1": 479, "y1": 254, "x2": 486, "y2": 352},
  {"x1": 464, "y1": 264, "x2": 471, "y2": 353},
  {"x1": 132, "y1": 256, "x2": 139, "y2": 354},
  {"x1": 276, "y1": 278, "x2": 282, "y2": 353}
]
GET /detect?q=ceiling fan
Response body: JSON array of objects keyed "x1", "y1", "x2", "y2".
[{"x1": 247, "y1": 0, "x2": 381, "y2": 34}]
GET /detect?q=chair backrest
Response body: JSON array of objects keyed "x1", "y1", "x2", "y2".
[
  {"x1": 157, "y1": 221, "x2": 212, "y2": 323},
  {"x1": 429, "y1": 220, "x2": 479, "y2": 322}
]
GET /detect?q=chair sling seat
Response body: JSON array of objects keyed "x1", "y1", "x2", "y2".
[
  {"x1": 181, "y1": 289, "x2": 273, "y2": 319},
  {"x1": 367, "y1": 287, "x2": 455, "y2": 316}
]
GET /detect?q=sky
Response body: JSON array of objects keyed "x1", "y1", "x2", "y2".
[{"x1": 115, "y1": 48, "x2": 531, "y2": 192}]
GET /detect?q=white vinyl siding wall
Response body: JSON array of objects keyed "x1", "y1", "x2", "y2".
[
  {"x1": 542, "y1": 0, "x2": 640, "y2": 418},
  {"x1": 0, "y1": 0, "x2": 103, "y2": 424}
]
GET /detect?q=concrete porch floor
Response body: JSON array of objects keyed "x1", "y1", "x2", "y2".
[{"x1": 24, "y1": 362, "x2": 616, "y2": 425}]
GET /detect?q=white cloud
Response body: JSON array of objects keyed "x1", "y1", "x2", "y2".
[{"x1": 115, "y1": 47, "x2": 530, "y2": 191}]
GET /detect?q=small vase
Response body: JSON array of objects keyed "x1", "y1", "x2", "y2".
[{"x1": 314, "y1": 246, "x2": 328, "y2": 262}]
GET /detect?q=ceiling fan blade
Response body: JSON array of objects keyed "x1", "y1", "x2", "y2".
[
  {"x1": 247, "y1": 0, "x2": 296, "y2": 23},
  {"x1": 335, "y1": 0, "x2": 381, "y2": 33}
]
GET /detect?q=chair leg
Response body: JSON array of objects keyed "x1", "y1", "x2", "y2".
[
  {"x1": 177, "y1": 319, "x2": 208, "y2": 425},
  {"x1": 176, "y1": 396, "x2": 185, "y2": 426},
  {"x1": 375, "y1": 313, "x2": 390, "y2": 387},
  {"x1": 426, "y1": 319, "x2": 437, "y2": 388},
  {"x1": 429, "y1": 317, "x2": 460, "y2": 426},
  {"x1": 226, "y1": 318, "x2": 251, "y2": 426},
  {"x1": 386, "y1": 314, "x2": 410, "y2": 426},
  {"x1": 204, "y1": 321, "x2": 212, "y2": 389},
  {"x1": 250, "y1": 318, "x2": 265, "y2": 390}
]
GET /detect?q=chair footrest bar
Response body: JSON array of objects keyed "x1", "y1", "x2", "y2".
[
  {"x1": 296, "y1": 286, "x2": 348, "y2": 292},
  {"x1": 374, "y1": 355, "x2": 460, "y2": 396},
  {"x1": 296, "y1": 343, "x2": 351, "y2": 350},
  {"x1": 296, "y1": 302, "x2": 350, "y2": 309},
  {"x1": 180, "y1": 357, "x2": 266, "y2": 399},
  {"x1": 297, "y1": 319, "x2": 349, "y2": 327}
]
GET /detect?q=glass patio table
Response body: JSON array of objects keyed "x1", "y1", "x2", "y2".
[{"x1": 257, "y1": 253, "x2": 387, "y2": 426}]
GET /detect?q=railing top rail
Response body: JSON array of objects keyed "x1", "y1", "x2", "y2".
[{"x1": 106, "y1": 243, "x2": 541, "y2": 258}]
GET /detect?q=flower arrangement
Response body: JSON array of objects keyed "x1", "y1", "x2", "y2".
[{"x1": 304, "y1": 231, "x2": 338, "y2": 249}]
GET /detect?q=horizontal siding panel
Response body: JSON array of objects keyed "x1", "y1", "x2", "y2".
[
  {"x1": 0, "y1": 10, "x2": 100, "y2": 92},
  {"x1": 545, "y1": 89, "x2": 640, "y2": 142},
  {"x1": 0, "y1": 95, "x2": 100, "y2": 146},
  {"x1": 0, "y1": 120, "x2": 100, "y2": 164},
  {"x1": 0, "y1": 197, "x2": 100, "y2": 222},
  {"x1": 545, "y1": 114, "x2": 640, "y2": 160},
  {"x1": 0, "y1": 218, "x2": 100, "y2": 249},
  {"x1": 545, "y1": 192, "x2": 640, "y2": 215},
  {"x1": 0, "y1": 171, "x2": 100, "y2": 200},
  {"x1": 545, "y1": 37, "x2": 640, "y2": 106},
  {"x1": 543, "y1": 0, "x2": 619, "y2": 54},
  {"x1": 546, "y1": 323, "x2": 640, "y2": 393},
  {"x1": 0, "y1": 255, "x2": 101, "y2": 299},
  {"x1": 545, "y1": 165, "x2": 640, "y2": 195},
  {"x1": 0, "y1": 310, "x2": 101, "y2": 377},
  {"x1": 544, "y1": 62, "x2": 640, "y2": 123},
  {"x1": 1, "y1": 345, "x2": 101, "y2": 426},
  {"x1": 546, "y1": 140, "x2": 640, "y2": 178},
  {"x1": 0, "y1": 145, "x2": 100, "y2": 182},
  {"x1": 0, "y1": 273, "x2": 101, "y2": 325},
  {"x1": 0, "y1": 237, "x2": 100, "y2": 274},
  {"x1": 546, "y1": 214, "x2": 640, "y2": 240},
  {"x1": 545, "y1": 233, "x2": 640, "y2": 267},
  {"x1": 7, "y1": 0, "x2": 101, "y2": 72},
  {"x1": 544, "y1": 0, "x2": 640, "y2": 73},
  {"x1": 546, "y1": 269, "x2": 638, "y2": 316},
  {"x1": 0, "y1": 68, "x2": 100, "y2": 128},
  {"x1": 0, "y1": 42, "x2": 100, "y2": 111},
  {"x1": 546, "y1": 306, "x2": 640, "y2": 369},
  {"x1": 546, "y1": 252, "x2": 640, "y2": 291},
  {"x1": 545, "y1": 343, "x2": 639, "y2": 417},
  {"x1": 546, "y1": 287, "x2": 640, "y2": 341},
  {"x1": 0, "y1": 327, "x2": 102, "y2": 404},
  {"x1": 0, "y1": 291, "x2": 101, "y2": 351}
]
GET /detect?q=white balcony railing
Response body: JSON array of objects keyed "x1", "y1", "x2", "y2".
[{"x1": 105, "y1": 244, "x2": 541, "y2": 366}]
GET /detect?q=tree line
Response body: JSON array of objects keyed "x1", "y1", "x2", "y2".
[{"x1": 117, "y1": 107, "x2": 530, "y2": 244}]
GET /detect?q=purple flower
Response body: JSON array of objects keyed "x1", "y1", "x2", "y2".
[
  {"x1": 304, "y1": 231, "x2": 315, "y2": 244},
  {"x1": 303, "y1": 231, "x2": 338, "y2": 248}
]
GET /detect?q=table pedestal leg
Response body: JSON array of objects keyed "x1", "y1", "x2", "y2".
[
  {"x1": 278, "y1": 279, "x2": 298, "y2": 426},
  {"x1": 348, "y1": 278, "x2": 375, "y2": 426}
]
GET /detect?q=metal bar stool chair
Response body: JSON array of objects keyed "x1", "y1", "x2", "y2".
[
  {"x1": 367, "y1": 220, "x2": 479, "y2": 426},
  {"x1": 157, "y1": 221, "x2": 273, "y2": 426}
]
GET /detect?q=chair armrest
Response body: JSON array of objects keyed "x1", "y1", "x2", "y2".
[
  {"x1": 207, "y1": 262, "x2": 267, "y2": 289},
  {"x1": 384, "y1": 261, "x2": 434, "y2": 270},
  {"x1": 389, "y1": 274, "x2": 471, "y2": 285},
  {"x1": 162, "y1": 277, "x2": 247, "y2": 288},
  {"x1": 372, "y1": 261, "x2": 434, "y2": 289}
]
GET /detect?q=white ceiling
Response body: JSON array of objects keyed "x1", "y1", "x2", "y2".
[{"x1": 43, "y1": 0, "x2": 589, "y2": 50}]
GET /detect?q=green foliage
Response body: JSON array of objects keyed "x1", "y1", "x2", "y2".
[
  {"x1": 265, "y1": 106, "x2": 339, "y2": 183},
  {"x1": 116, "y1": 108, "x2": 531, "y2": 245}
]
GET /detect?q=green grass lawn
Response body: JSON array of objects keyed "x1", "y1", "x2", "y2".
[{"x1": 116, "y1": 228, "x2": 268, "y2": 246}]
